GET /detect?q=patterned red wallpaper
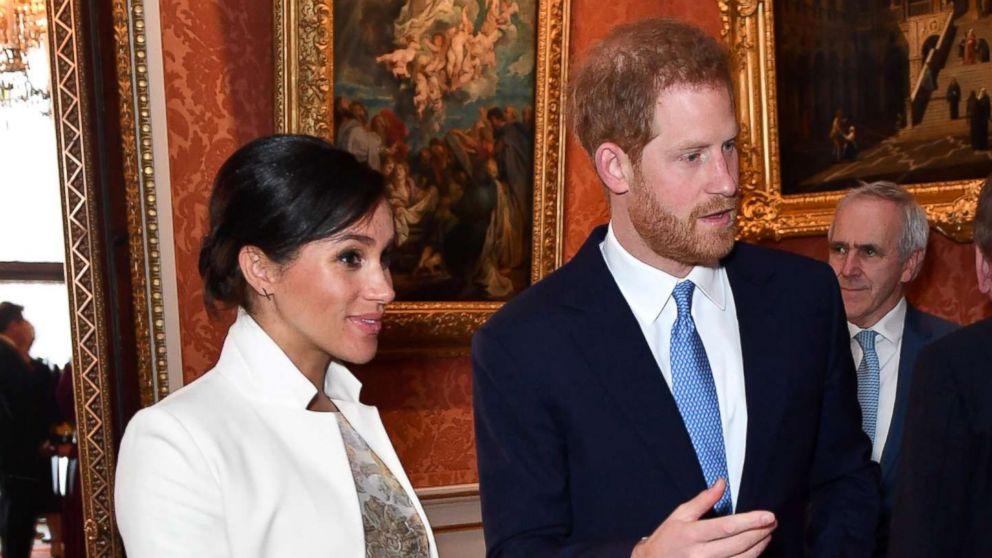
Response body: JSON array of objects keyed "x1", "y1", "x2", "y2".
[
  {"x1": 159, "y1": 0, "x2": 274, "y2": 381},
  {"x1": 159, "y1": 0, "x2": 988, "y2": 488}
]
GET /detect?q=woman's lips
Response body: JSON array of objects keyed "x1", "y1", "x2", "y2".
[{"x1": 348, "y1": 314, "x2": 384, "y2": 334}]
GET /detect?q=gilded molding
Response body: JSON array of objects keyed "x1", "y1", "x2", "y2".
[
  {"x1": 112, "y1": 0, "x2": 170, "y2": 406},
  {"x1": 48, "y1": 0, "x2": 123, "y2": 554},
  {"x1": 531, "y1": 0, "x2": 568, "y2": 280},
  {"x1": 275, "y1": 0, "x2": 569, "y2": 354},
  {"x1": 275, "y1": 0, "x2": 333, "y2": 139},
  {"x1": 720, "y1": 0, "x2": 979, "y2": 241}
]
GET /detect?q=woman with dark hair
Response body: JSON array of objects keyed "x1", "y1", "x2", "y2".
[{"x1": 114, "y1": 135, "x2": 436, "y2": 557}]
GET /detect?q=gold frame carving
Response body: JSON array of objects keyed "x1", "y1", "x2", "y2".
[
  {"x1": 113, "y1": 0, "x2": 171, "y2": 405},
  {"x1": 275, "y1": 0, "x2": 569, "y2": 354},
  {"x1": 42, "y1": 0, "x2": 167, "y2": 553},
  {"x1": 47, "y1": 0, "x2": 123, "y2": 554},
  {"x1": 720, "y1": 0, "x2": 980, "y2": 241}
]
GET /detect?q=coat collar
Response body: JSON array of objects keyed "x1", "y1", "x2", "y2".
[
  {"x1": 217, "y1": 309, "x2": 363, "y2": 409},
  {"x1": 202, "y1": 311, "x2": 437, "y2": 556}
]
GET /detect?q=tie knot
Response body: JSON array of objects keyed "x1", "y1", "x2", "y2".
[
  {"x1": 672, "y1": 281, "x2": 695, "y2": 316},
  {"x1": 855, "y1": 329, "x2": 877, "y2": 351}
]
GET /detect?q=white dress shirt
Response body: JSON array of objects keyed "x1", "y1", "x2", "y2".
[
  {"x1": 115, "y1": 310, "x2": 437, "y2": 558},
  {"x1": 847, "y1": 297, "x2": 906, "y2": 463},
  {"x1": 600, "y1": 225, "x2": 748, "y2": 509}
]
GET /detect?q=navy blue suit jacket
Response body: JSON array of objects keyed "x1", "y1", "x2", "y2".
[
  {"x1": 473, "y1": 226, "x2": 880, "y2": 557},
  {"x1": 872, "y1": 306, "x2": 956, "y2": 556},
  {"x1": 890, "y1": 316, "x2": 992, "y2": 557}
]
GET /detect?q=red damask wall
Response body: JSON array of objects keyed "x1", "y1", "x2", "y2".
[
  {"x1": 160, "y1": 0, "x2": 274, "y2": 379},
  {"x1": 159, "y1": 0, "x2": 989, "y2": 488}
]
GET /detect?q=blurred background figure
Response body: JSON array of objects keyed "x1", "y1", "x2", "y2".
[
  {"x1": 890, "y1": 174, "x2": 992, "y2": 557},
  {"x1": 0, "y1": 301, "x2": 60, "y2": 558}
]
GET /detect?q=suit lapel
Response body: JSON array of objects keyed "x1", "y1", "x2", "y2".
[
  {"x1": 880, "y1": 306, "x2": 924, "y2": 478},
  {"x1": 725, "y1": 248, "x2": 792, "y2": 511},
  {"x1": 565, "y1": 227, "x2": 707, "y2": 504}
]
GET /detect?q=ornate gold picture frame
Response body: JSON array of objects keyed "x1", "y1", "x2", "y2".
[
  {"x1": 721, "y1": 0, "x2": 981, "y2": 241},
  {"x1": 274, "y1": 0, "x2": 569, "y2": 355},
  {"x1": 47, "y1": 0, "x2": 123, "y2": 551},
  {"x1": 27, "y1": 0, "x2": 166, "y2": 554}
]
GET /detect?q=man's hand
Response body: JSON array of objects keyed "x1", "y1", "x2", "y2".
[{"x1": 632, "y1": 479, "x2": 777, "y2": 558}]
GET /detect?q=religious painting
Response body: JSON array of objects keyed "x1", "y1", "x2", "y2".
[
  {"x1": 721, "y1": 0, "x2": 980, "y2": 241},
  {"x1": 334, "y1": 0, "x2": 537, "y2": 301},
  {"x1": 275, "y1": 0, "x2": 568, "y2": 353}
]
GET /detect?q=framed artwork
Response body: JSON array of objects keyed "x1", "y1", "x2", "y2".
[
  {"x1": 275, "y1": 0, "x2": 569, "y2": 354},
  {"x1": 0, "y1": 0, "x2": 169, "y2": 554},
  {"x1": 721, "y1": 0, "x2": 981, "y2": 241}
]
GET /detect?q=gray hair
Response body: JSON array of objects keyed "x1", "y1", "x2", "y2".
[{"x1": 830, "y1": 181, "x2": 929, "y2": 263}]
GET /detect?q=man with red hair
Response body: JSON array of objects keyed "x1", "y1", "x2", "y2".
[{"x1": 473, "y1": 18, "x2": 878, "y2": 557}]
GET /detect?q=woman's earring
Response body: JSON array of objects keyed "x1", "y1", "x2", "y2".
[{"x1": 262, "y1": 289, "x2": 273, "y2": 301}]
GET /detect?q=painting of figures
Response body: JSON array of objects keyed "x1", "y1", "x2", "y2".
[
  {"x1": 334, "y1": 0, "x2": 535, "y2": 301},
  {"x1": 774, "y1": 0, "x2": 992, "y2": 195}
]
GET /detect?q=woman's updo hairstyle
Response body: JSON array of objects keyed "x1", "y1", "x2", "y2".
[{"x1": 199, "y1": 134, "x2": 386, "y2": 313}]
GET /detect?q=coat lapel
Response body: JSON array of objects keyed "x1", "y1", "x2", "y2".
[
  {"x1": 564, "y1": 227, "x2": 707, "y2": 504},
  {"x1": 724, "y1": 247, "x2": 792, "y2": 512},
  {"x1": 880, "y1": 306, "x2": 924, "y2": 478}
]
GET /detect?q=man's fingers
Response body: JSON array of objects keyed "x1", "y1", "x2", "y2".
[
  {"x1": 731, "y1": 531, "x2": 773, "y2": 558},
  {"x1": 671, "y1": 478, "x2": 727, "y2": 521},
  {"x1": 690, "y1": 511, "x2": 777, "y2": 542},
  {"x1": 700, "y1": 520, "x2": 776, "y2": 556}
]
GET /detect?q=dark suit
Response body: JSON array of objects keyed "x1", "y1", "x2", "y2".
[
  {"x1": 871, "y1": 306, "x2": 956, "y2": 557},
  {"x1": 473, "y1": 227, "x2": 880, "y2": 557},
  {"x1": 0, "y1": 340, "x2": 57, "y2": 558},
  {"x1": 0, "y1": 340, "x2": 19, "y2": 475},
  {"x1": 889, "y1": 317, "x2": 992, "y2": 557}
]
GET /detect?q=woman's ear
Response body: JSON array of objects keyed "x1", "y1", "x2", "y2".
[
  {"x1": 238, "y1": 246, "x2": 278, "y2": 300},
  {"x1": 594, "y1": 142, "x2": 634, "y2": 195}
]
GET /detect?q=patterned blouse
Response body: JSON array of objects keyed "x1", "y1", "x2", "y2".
[{"x1": 335, "y1": 412, "x2": 431, "y2": 558}]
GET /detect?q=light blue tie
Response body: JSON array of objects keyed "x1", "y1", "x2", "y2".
[
  {"x1": 670, "y1": 281, "x2": 732, "y2": 515},
  {"x1": 854, "y1": 329, "x2": 880, "y2": 445}
]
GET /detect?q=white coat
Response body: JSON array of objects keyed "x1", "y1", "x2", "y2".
[{"x1": 115, "y1": 310, "x2": 438, "y2": 557}]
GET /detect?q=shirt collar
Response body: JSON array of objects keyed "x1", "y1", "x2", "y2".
[
  {"x1": 0, "y1": 334, "x2": 15, "y2": 350},
  {"x1": 601, "y1": 223, "x2": 727, "y2": 324},
  {"x1": 847, "y1": 297, "x2": 907, "y2": 345},
  {"x1": 219, "y1": 308, "x2": 364, "y2": 408}
]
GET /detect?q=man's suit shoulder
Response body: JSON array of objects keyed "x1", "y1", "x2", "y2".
[
  {"x1": 478, "y1": 248, "x2": 589, "y2": 339},
  {"x1": 913, "y1": 317, "x2": 992, "y2": 431},
  {"x1": 725, "y1": 241, "x2": 837, "y2": 282},
  {"x1": 920, "y1": 316, "x2": 992, "y2": 366},
  {"x1": 907, "y1": 305, "x2": 958, "y2": 339}
]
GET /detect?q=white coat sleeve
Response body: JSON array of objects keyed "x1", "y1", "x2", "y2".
[{"x1": 115, "y1": 407, "x2": 229, "y2": 557}]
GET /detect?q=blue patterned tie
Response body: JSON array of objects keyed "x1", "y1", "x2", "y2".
[
  {"x1": 670, "y1": 281, "x2": 732, "y2": 515},
  {"x1": 854, "y1": 329, "x2": 880, "y2": 445}
]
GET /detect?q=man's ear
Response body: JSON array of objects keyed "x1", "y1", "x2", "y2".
[
  {"x1": 594, "y1": 142, "x2": 634, "y2": 195},
  {"x1": 976, "y1": 244, "x2": 992, "y2": 295},
  {"x1": 900, "y1": 249, "x2": 925, "y2": 284},
  {"x1": 238, "y1": 246, "x2": 279, "y2": 299}
]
